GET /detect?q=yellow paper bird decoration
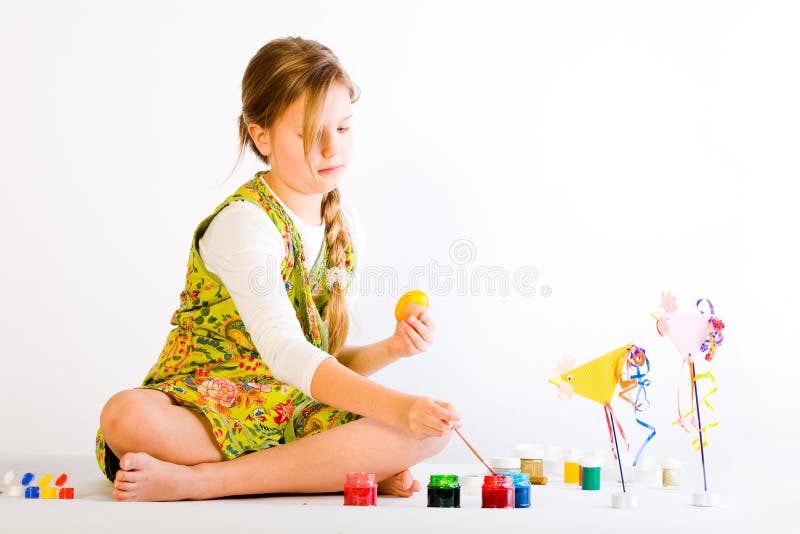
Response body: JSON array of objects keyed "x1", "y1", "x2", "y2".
[
  {"x1": 547, "y1": 342, "x2": 657, "y2": 472},
  {"x1": 548, "y1": 344, "x2": 634, "y2": 404}
]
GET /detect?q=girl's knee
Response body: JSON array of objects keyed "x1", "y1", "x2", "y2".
[{"x1": 100, "y1": 389, "x2": 167, "y2": 446}]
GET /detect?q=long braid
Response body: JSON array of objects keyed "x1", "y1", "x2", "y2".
[{"x1": 321, "y1": 187, "x2": 351, "y2": 355}]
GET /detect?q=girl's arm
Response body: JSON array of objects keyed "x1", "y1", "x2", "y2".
[
  {"x1": 335, "y1": 339, "x2": 396, "y2": 376},
  {"x1": 336, "y1": 312, "x2": 436, "y2": 376},
  {"x1": 310, "y1": 357, "x2": 459, "y2": 439}
]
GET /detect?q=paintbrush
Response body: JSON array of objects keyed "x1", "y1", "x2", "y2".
[{"x1": 453, "y1": 427, "x2": 497, "y2": 476}]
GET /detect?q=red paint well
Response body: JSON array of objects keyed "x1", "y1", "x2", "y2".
[
  {"x1": 343, "y1": 472, "x2": 377, "y2": 506},
  {"x1": 481, "y1": 475, "x2": 515, "y2": 508}
]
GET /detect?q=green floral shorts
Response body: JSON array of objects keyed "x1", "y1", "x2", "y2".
[{"x1": 95, "y1": 372, "x2": 359, "y2": 482}]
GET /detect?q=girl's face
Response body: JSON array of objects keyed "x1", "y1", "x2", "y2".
[{"x1": 263, "y1": 81, "x2": 353, "y2": 195}]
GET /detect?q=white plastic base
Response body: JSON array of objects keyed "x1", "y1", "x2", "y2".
[
  {"x1": 611, "y1": 492, "x2": 639, "y2": 508},
  {"x1": 693, "y1": 491, "x2": 720, "y2": 507},
  {"x1": 7, "y1": 485, "x2": 22, "y2": 497}
]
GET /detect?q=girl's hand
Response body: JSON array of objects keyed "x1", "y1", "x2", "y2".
[
  {"x1": 387, "y1": 311, "x2": 436, "y2": 359},
  {"x1": 403, "y1": 396, "x2": 461, "y2": 440}
]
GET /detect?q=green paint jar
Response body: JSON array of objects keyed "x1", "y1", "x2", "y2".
[
  {"x1": 427, "y1": 474, "x2": 460, "y2": 508},
  {"x1": 580, "y1": 456, "x2": 602, "y2": 491}
]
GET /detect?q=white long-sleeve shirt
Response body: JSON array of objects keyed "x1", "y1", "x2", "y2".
[{"x1": 198, "y1": 179, "x2": 365, "y2": 399}]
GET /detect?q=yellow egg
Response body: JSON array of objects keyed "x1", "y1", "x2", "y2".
[{"x1": 394, "y1": 290, "x2": 430, "y2": 321}]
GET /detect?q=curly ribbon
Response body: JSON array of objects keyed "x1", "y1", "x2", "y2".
[
  {"x1": 674, "y1": 358, "x2": 693, "y2": 433},
  {"x1": 689, "y1": 364, "x2": 720, "y2": 450},
  {"x1": 617, "y1": 345, "x2": 657, "y2": 466},
  {"x1": 603, "y1": 402, "x2": 630, "y2": 460},
  {"x1": 673, "y1": 361, "x2": 716, "y2": 447},
  {"x1": 673, "y1": 314, "x2": 722, "y2": 450},
  {"x1": 697, "y1": 299, "x2": 725, "y2": 361}
]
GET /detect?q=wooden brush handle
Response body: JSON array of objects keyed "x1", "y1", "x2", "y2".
[{"x1": 454, "y1": 428, "x2": 496, "y2": 476}]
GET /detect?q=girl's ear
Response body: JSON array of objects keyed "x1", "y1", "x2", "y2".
[{"x1": 247, "y1": 123, "x2": 271, "y2": 157}]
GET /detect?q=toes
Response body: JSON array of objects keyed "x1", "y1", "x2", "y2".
[
  {"x1": 398, "y1": 470, "x2": 413, "y2": 489},
  {"x1": 398, "y1": 486, "x2": 417, "y2": 497},
  {"x1": 108, "y1": 452, "x2": 194, "y2": 502},
  {"x1": 115, "y1": 469, "x2": 139, "y2": 483},
  {"x1": 398, "y1": 470, "x2": 419, "y2": 491},
  {"x1": 377, "y1": 472, "x2": 420, "y2": 498},
  {"x1": 112, "y1": 488, "x2": 137, "y2": 501},
  {"x1": 114, "y1": 480, "x2": 136, "y2": 492},
  {"x1": 393, "y1": 486, "x2": 415, "y2": 497},
  {"x1": 119, "y1": 451, "x2": 153, "y2": 471},
  {"x1": 119, "y1": 452, "x2": 134, "y2": 471},
  {"x1": 119, "y1": 452, "x2": 141, "y2": 471}
]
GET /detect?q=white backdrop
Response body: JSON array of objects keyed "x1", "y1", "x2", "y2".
[{"x1": 1, "y1": 0, "x2": 796, "y2": 494}]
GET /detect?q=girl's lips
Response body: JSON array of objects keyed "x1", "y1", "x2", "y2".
[{"x1": 319, "y1": 165, "x2": 342, "y2": 174}]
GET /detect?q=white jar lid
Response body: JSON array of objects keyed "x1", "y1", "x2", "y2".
[
  {"x1": 579, "y1": 456, "x2": 603, "y2": 468},
  {"x1": 490, "y1": 456, "x2": 521, "y2": 469},
  {"x1": 661, "y1": 458, "x2": 683, "y2": 469},
  {"x1": 634, "y1": 455, "x2": 655, "y2": 470},
  {"x1": 3, "y1": 470, "x2": 14, "y2": 485},
  {"x1": 564, "y1": 448, "x2": 582, "y2": 463},
  {"x1": 513, "y1": 444, "x2": 544, "y2": 459},
  {"x1": 458, "y1": 474, "x2": 484, "y2": 487},
  {"x1": 545, "y1": 446, "x2": 568, "y2": 460}
]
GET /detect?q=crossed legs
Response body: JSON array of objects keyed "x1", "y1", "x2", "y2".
[{"x1": 100, "y1": 388, "x2": 449, "y2": 501}]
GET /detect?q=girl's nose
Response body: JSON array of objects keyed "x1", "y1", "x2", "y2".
[{"x1": 320, "y1": 128, "x2": 339, "y2": 158}]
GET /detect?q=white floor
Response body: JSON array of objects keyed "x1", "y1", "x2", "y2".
[{"x1": 0, "y1": 454, "x2": 793, "y2": 534}]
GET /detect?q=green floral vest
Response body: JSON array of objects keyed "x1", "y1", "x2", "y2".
[{"x1": 143, "y1": 171, "x2": 356, "y2": 385}]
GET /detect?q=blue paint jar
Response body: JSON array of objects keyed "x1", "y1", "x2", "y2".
[{"x1": 507, "y1": 472, "x2": 531, "y2": 508}]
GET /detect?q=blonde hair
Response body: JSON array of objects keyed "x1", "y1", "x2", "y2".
[{"x1": 234, "y1": 36, "x2": 360, "y2": 356}]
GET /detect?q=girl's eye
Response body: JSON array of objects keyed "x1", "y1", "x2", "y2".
[{"x1": 338, "y1": 127, "x2": 350, "y2": 133}]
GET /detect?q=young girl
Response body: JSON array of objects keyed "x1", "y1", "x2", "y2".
[{"x1": 94, "y1": 36, "x2": 460, "y2": 502}]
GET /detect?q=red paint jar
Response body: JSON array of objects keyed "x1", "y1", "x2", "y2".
[
  {"x1": 343, "y1": 472, "x2": 377, "y2": 506},
  {"x1": 481, "y1": 475, "x2": 515, "y2": 508}
]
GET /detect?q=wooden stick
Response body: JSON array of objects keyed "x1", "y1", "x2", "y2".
[{"x1": 454, "y1": 427, "x2": 497, "y2": 475}]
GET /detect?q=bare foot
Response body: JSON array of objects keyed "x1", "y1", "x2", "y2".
[
  {"x1": 112, "y1": 452, "x2": 197, "y2": 502},
  {"x1": 378, "y1": 469, "x2": 421, "y2": 497}
]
